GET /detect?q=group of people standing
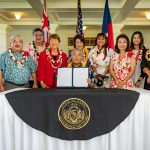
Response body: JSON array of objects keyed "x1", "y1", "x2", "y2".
[{"x1": 0, "y1": 28, "x2": 150, "y2": 91}]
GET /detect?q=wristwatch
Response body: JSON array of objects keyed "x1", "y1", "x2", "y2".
[{"x1": 93, "y1": 72, "x2": 97, "y2": 77}]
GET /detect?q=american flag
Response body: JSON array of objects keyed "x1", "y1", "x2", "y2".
[
  {"x1": 77, "y1": 0, "x2": 83, "y2": 36},
  {"x1": 42, "y1": 3, "x2": 50, "y2": 46}
]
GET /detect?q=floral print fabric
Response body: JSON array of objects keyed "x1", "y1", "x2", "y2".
[{"x1": 110, "y1": 52, "x2": 134, "y2": 88}]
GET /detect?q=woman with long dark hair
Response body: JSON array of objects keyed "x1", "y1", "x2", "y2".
[
  {"x1": 130, "y1": 31, "x2": 146, "y2": 88},
  {"x1": 88, "y1": 33, "x2": 113, "y2": 87},
  {"x1": 110, "y1": 34, "x2": 136, "y2": 88}
]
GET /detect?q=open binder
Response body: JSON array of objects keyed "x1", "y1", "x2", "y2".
[{"x1": 57, "y1": 67, "x2": 89, "y2": 87}]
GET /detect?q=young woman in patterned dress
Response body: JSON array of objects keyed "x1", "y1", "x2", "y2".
[
  {"x1": 88, "y1": 33, "x2": 113, "y2": 88},
  {"x1": 130, "y1": 31, "x2": 146, "y2": 88},
  {"x1": 110, "y1": 34, "x2": 136, "y2": 89}
]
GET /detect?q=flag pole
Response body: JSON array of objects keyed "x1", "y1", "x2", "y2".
[
  {"x1": 76, "y1": 0, "x2": 83, "y2": 36},
  {"x1": 42, "y1": 0, "x2": 49, "y2": 47},
  {"x1": 44, "y1": 0, "x2": 47, "y2": 11},
  {"x1": 44, "y1": 0, "x2": 47, "y2": 47},
  {"x1": 76, "y1": 0, "x2": 78, "y2": 35}
]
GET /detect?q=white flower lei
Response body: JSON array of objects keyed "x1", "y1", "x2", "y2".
[
  {"x1": 8, "y1": 48, "x2": 29, "y2": 67},
  {"x1": 46, "y1": 48, "x2": 63, "y2": 69}
]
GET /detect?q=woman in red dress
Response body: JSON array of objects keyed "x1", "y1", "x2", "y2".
[{"x1": 38, "y1": 34, "x2": 67, "y2": 88}]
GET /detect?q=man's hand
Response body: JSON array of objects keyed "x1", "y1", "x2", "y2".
[
  {"x1": 32, "y1": 83, "x2": 38, "y2": 88},
  {"x1": 0, "y1": 84, "x2": 5, "y2": 92}
]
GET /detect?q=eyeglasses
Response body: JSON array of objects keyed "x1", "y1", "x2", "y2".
[{"x1": 12, "y1": 40, "x2": 23, "y2": 44}]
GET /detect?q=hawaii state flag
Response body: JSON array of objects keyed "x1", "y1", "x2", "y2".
[
  {"x1": 42, "y1": 4, "x2": 50, "y2": 46},
  {"x1": 102, "y1": 0, "x2": 114, "y2": 50}
]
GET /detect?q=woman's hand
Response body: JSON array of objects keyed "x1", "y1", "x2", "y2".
[
  {"x1": 32, "y1": 83, "x2": 38, "y2": 88},
  {"x1": 0, "y1": 84, "x2": 5, "y2": 92},
  {"x1": 135, "y1": 77, "x2": 143, "y2": 88},
  {"x1": 147, "y1": 77, "x2": 150, "y2": 84},
  {"x1": 118, "y1": 80, "x2": 127, "y2": 88},
  {"x1": 87, "y1": 78, "x2": 95, "y2": 88},
  {"x1": 135, "y1": 81, "x2": 141, "y2": 88},
  {"x1": 40, "y1": 81, "x2": 49, "y2": 88},
  {"x1": 95, "y1": 74, "x2": 102, "y2": 81},
  {"x1": 115, "y1": 79, "x2": 121, "y2": 88}
]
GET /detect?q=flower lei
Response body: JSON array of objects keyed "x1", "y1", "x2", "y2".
[
  {"x1": 46, "y1": 48, "x2": 63, "y2": 69},
  {"x1": 92, "y1": 48, "x2": 106, "y2": 66},
  {"x1": 67, "y1": 61, "x2": 84, "y2": 67},
  {"x1": 127, "y1": 51, "x2": 133, "y2": 58},
  {"x1": 82, "y1": 47, "x2": 89, "y2": 63},
  {"x1": 130, "y1": 48, "x2": 142, "y2": 61},
  {"x1": 8, "y1": 48, "x2": 29, "y2": 66},
  {"x1": 32, "y1": 41, "x2": 40, "y2": 56},
  {"x1": 145, "y1": 49, "x2": 150, "y2": 61},
  {"x1": 96, "y1": 48, "x2": 107, "y2": 60}
]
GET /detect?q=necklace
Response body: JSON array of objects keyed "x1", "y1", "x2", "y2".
[
  {"x1": 131, "y1": 48, "x2": 141, "y2": 61},
  {"x1": 32, "y1": 41, "x2": 41, "y2": 56},
  {"x1": 82, "y1": 47, "x2": 88, "y2": 62},
  {"x1": 46, "y1": 48, "x2": 63, "y2": 69},
  {"x1": 32, "y1": 41, "x2": 44, "y2": 56},
  {"x1": 8, "y1": 48, "x2": 29, "y2": 67}
]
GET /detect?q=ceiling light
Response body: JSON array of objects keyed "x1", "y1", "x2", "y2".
[
  {"x1": 15, "y1": 13, "x2": 21, "y2": 20},
  {"x1": 146, "y1": 13, "x2": 150, "y2": 20},
  {"x1": 83, "y1": 26, "x2": 87, "y2": 30}
]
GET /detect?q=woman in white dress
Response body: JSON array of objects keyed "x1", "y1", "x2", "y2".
[{"x1": 88, "y1": 33, "x2": 114, "y2": 87}]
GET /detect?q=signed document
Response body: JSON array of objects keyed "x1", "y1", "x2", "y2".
[{"x1": 57, "y1": 67, "x2": 89, "y2": 87}]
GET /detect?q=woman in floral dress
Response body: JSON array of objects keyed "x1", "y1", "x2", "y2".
[
  {"x1": 110, "y1": 34, "x2": 136, "y2": 89},
  {"x1": 130, "y1": 31, "x2": 146, "y2": 88},
  {"x1": 88, "y1": 33, "x2": 113, "y2": 87}
]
